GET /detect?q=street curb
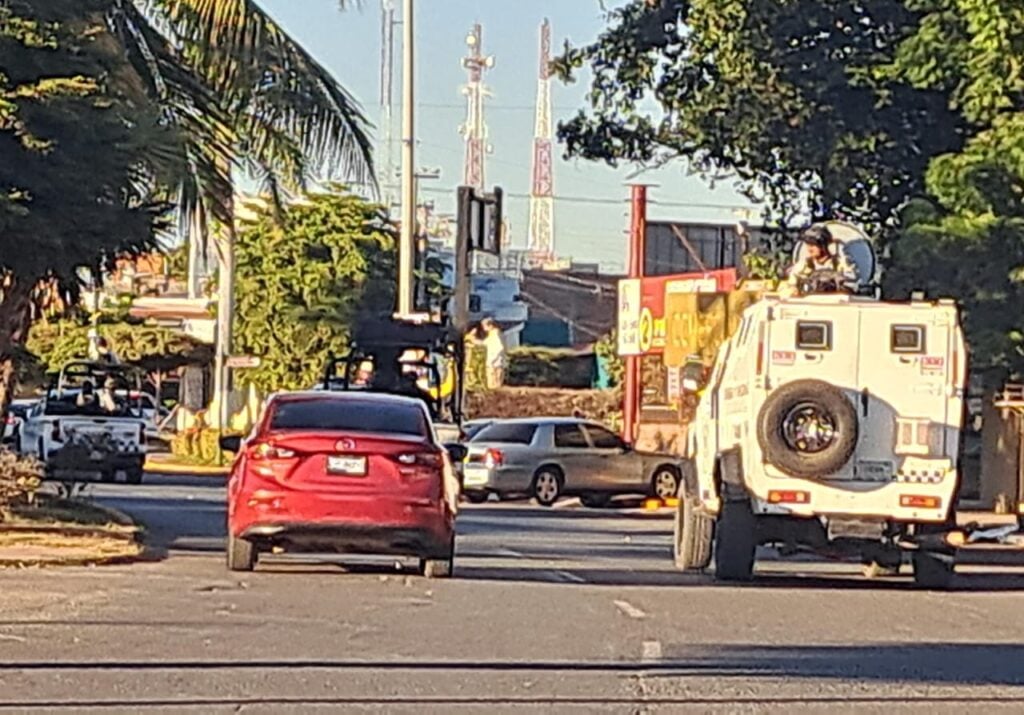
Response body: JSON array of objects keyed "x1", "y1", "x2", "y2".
[{"x1": 144, "y1": 458, "x2": 230, "y2": 477}]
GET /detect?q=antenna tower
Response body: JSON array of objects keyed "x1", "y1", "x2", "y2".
[
  {"x1": 527, "y1": 19, "x2": 555, "y2": 258},
  {"x1": 459, "y1": 24, "x2": 494, "y2": 190}
]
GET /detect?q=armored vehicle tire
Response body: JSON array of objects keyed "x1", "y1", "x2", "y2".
[
  {"x1": 912, "y1": 550, "x2": 955, "y2": 589},
  {"x1": 713, "y1": 499, "x2": 756, "y2": 581},
  {"x1": 757, "y1": 379, "x2": 858, "y2": 479},
  {"x1": 674, "y1": 491, "x2": 714, "y2": 570}
]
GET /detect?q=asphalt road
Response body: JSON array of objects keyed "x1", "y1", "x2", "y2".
[{"x1": 2, "y1": 477, "x2": 1024, "y2": 713}]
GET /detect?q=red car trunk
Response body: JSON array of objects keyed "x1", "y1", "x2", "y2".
[{"x1": 246, "y1": 431, "x2": 443, "y2": 500}]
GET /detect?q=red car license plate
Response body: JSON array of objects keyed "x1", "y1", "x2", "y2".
[{"x1": 327, "y1": 455, "x2": 367, "y2": 476}]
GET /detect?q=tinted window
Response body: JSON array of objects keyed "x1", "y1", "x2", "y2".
[
  {"x1": 473, "y1": 422, "x2": 536, "y2": 445},
  {"x1": 269, "y1": 399, "x2": 428, "y2": 436},
  {"x1": 892, "y1": 325, "x2": 926, "y2": 353},
  {"x1": 554, "y1": 424, "x2": 589, "y2": 448},
  {"x1": 586, "y1": 425, "x2": 623, "y2": 449},
  {"x1": 796, "y1": 321, "x2": 832, "y2": 351}
]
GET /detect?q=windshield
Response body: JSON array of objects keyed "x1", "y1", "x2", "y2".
[{"x1": 268, "y1": 398, "x2": 429, "y2": 437}]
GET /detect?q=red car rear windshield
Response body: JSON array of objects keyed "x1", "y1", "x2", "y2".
[{"x1": 269, "y1": 399, "x2": 429, "y2": 437}]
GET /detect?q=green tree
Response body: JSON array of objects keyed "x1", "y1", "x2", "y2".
[
  {"x1": 879, "y1": 0, "x2": 1024, "y2": 386},
  {"x1": 1, "y1": 0, "x2": 172, "y2": 410},
  {"x1": 0, "y1": 0, "x2": 375, "y2": 416},
  {"x1": 554, "y1": 0, "x2": 963, "y2": 229},
  {"x1": 558, "y1": 0, "x2": 1024, "y2": 384},
  {"x1": 233, "y1": 190, "x2": 395, "y2": 393}
]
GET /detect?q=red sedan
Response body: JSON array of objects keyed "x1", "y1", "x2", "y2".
[{"x1": 223, "y1": 392, "x2": 458, "y2": 577}]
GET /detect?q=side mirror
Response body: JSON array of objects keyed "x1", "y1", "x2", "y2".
[
  {"x1": 680, "y1": 359, "x2": 706, "y2": 395},
  {"x1": 444, "y1": 443, "x2": 468, "y2": 462},
  {"x1": 220, "y1": 435, "x2": 242, "y2": 453}
]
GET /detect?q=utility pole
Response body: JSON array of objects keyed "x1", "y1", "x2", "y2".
[
  {"x1": 397, "y1": 0, "x2": 416, "y2": 318},
  {"x1": 213, "y1": 203, "x2": 236, "y2": 439}
]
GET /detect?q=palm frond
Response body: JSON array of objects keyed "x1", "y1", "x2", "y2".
[{"x1": 142, "y1": 0, "x2": 375, "y2": 190}]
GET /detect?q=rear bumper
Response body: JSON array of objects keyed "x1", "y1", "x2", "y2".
[
  {"x1": 462, "y1": 465, "x2": 534, "y2": 493},
  {"x1": 231, "y1": 491, "x2": 454, "y2": 558}
]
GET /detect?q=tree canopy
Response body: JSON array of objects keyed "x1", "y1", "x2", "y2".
[
  {"x1": 232, "y1": 190, "x2": 395, "y2": 393},
  {"x1": 557, "y1": 0, "x2": 1024, "y2": 385}
]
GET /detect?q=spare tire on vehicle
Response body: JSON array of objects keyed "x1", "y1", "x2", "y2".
[{"x1": 756, "y1": 379, "x2": 858, "y2": 479}]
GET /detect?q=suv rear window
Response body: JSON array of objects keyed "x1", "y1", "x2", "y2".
[
  {"x1": 473, "y1": 423, "x2": 537, "y2": 445},
  {"x1": 269, "y1": 399, "x2": 428, "y2": 436}
]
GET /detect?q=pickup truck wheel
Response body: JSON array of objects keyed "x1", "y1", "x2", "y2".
[
  {"x1": 532, "y1": 468, "x2": 563, "y2": 507},
  {"x1": 227, "y1": 533, "x2": 256, "y2": 572},
  {"x1": 673, "y1": 492, "x2": 713, "y2": 570},
  {"x1": 713, "y1": 499, "x2": 756, "y2": 582},
  {"x1": 652, "y1": 467, "x2": 680, "y2": 500},
  {"x1": 912, "y1": 550, "x2": 955, "y2": 589},
  {"x1": 757, "y1": 379, "x2": 858, "y2": 479}
]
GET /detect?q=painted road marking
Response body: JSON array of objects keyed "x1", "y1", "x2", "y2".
[
  {"x1": 642, "y1": 640, "x2": 662, "y2": 662},
  {"x1": 614, "y1": 600, "x2": 647, "y2": 620}
]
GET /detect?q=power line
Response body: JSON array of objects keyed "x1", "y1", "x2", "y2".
[{"x1": 415, "y1": 184, "x2": 753, "y2": 211}]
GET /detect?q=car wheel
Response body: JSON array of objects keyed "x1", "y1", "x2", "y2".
[
  {"x1": 652, "y1": 467, "x2": 680, "y2": 500},
  {"x1": 580, "y1": 493, "x2": 611, "y2": 509},
  {"x1": 713, "y1": 499, "x2": 757, "y2": 582},
  {"x1": 227, "y1": 532, "x2": 256, "y2": 572},
  {"x1": 465, "y1": 491, "x2": 488, "y2": 504},
  {"x1": 126, "y1": 468, "x2": 144, "y2": 485},
  {"x1": 912, "y1": 550, "x2": 954, "y2": 589},
  {"x1": 420, "y1": 537, "x2": 455, "y2": 579},
  {"x1": 532, "y1": 468, "x2": 563, "y2": 507}
]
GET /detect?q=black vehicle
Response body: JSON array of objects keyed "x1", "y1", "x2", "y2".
[{"x1": 320, "y1": 318, "x2": 465, "y2": 442}]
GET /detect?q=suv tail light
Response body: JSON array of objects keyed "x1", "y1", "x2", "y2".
[{"x1": 484, "y1": 449, "x2": 504, "y2": 469}]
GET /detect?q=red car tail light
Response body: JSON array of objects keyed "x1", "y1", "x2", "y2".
[
  {"x1": 395, "y1": 451, "x2": 444, "y2": 480},
  {"x1": 484, "y1": 449, "x2": 504, "y2": 469},
  {"x1": 250, "y1": 443, "x2": 297, "y2": 460}
]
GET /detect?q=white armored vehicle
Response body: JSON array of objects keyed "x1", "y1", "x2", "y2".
[{"x1": 674, "y1": 224, "x2": 968, "y2": 588}]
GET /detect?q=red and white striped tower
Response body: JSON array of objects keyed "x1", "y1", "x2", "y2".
[
  {"x1": 459, "y1": 23, "x2": 493, "y2": 190},
  {"x1": 527, "y1": 19, "x2": 555, "y2": 259}
]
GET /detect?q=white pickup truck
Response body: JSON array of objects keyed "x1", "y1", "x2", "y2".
[{"x1": 20, "y1": 362, "x2": 147, "y2": 484}]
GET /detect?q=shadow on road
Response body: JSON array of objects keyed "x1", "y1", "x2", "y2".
[{"x1": 3, "y1": 642, "x2": 1024, "y2": 688}]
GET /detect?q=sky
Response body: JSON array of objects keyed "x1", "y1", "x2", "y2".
[{"x1": 258, "y1": 0, "x2": 759, "y2": 273}]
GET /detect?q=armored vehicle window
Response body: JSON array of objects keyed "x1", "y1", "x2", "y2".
[
  {"x1": 796, "y1": 321, "x2": 832, "y2": 351},
  {"x1": 891, "y1": 325, "x2": 925, "y2": 354}
]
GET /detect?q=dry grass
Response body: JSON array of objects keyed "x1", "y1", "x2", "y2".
[{"x1": 0, "y1": 494, "x2": 144, "y2": 567}]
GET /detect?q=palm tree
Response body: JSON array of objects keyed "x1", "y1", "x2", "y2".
[{"x1": 109, "y1": 0, "x2": 375, "y2": 232}]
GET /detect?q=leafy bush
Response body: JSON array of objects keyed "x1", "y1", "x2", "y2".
[
  {"x1": 170, "y1": 428, "x2": 238, "y2": 466},
  {"x1": 594, "y1": 330, "x2": 624, "y2": 388},
  {"x1": 465, "y1": 387, "x2": 621, "y2": 424},
  {"x1": 0, "y1": 448, "x2": 42, "y2": 518},
  {"x1": 505, "y1": 347, "x2": 595, "y2": 388}
]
